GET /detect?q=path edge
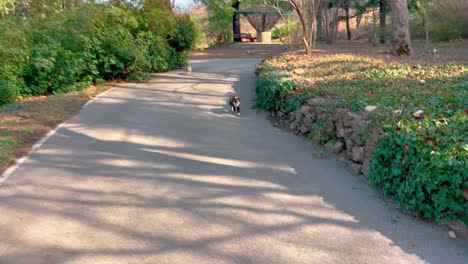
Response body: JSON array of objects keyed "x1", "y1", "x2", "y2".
[{"x1": 0, "y1": 87, "x2": 115, "y2": 186}]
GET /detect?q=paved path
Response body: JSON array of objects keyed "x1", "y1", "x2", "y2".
[{"x1": 0, "y1": 59, "x2": 467, "y2": 264}]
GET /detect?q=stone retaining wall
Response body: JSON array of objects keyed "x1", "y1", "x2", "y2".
[
  {"x1": 275, "y1": 96, "x2": 379, "y2": 176},
  {"x1": 274, "y1": 96, "x2": 468, "y2": 239}
]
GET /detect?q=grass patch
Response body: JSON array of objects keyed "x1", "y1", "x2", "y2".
[
  {"x1": 0, "y1": 136, "x2": 19, "y2": 168},
  {"x1": 20, "y1": 127, "x2": 36, "y2": 136},
  {"x1": 256, "y1": 53, "x2": 468, "y2": 223}
]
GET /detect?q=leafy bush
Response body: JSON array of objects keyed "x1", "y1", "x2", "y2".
[
  {"x1": 0, "y1": 2, "x2": 200, "y2": 105},
  {"x1": 168, "y1": 15, "x2": 200, "y2": 52},
  {"x1": 256, "y1": 64, "x2": 300, "y2": 110},
  {"x1": 137, "y1": 32, "x2": 173, "y2": 72},
  {"x1": 281, "y1": 92, "x2": 310, "y2": 113},
  {"x1": 0, "y1": 80, "x2": 17, "y2": 105},
  {"x1": 190, "y1": 16, "x2": 208, "y2": 50},
  {"x1": 140, "y1": 0, "x2": 177, "y2": 36},
  {"x1": 205, "y1": 0, "x2": 235, "y2": 45},
  {"x1": 256, "y1": 54, "x2": 468, "y2": 223},
  {"x1": 0, "y1": 17, "x2": 27, "y2": 94},
  {"x1": 370, "y1": 112, "x2": 467, "y2": 223},
  {"x1": 272, "y1": 26, "x2": 288, "y2": 39},
  {"x1": 272, "y1": 23, "x2": 297, "y2": 40},
  {"x1": 169, "y1": 51, "x2": 188, "y2": 69},
  {"x1": 127, "y1": 72, "x2": 150, "y2": 83}
]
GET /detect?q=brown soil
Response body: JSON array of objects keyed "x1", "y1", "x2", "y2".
[
  {"x1": 191, "y1": 39, "x2": 468, "y2": 64},
  {"x1": 190, "y1": 42, "x2": 286, "y2": 59},
  {"x1": 312, "y1": 39, "x2": 468, "y2": 64},
  {"x1": 0, "y1": 84, "x2": 112, "y2": 175}
]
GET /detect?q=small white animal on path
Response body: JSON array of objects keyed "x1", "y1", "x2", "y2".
[{"x1": 187, "y1": 65, "x2": 192, "y2": 76}]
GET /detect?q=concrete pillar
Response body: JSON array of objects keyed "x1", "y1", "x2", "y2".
[{"x1": 257, "y1": 31, "x2": 272, "y2": 43}]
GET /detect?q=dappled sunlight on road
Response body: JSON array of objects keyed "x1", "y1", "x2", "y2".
[
  {"x1": 143, "y1": 148, "x2": 296, "y2": 174},
  {"x1": 0, "y1": 60, "x2": 466, "y2": 264}
]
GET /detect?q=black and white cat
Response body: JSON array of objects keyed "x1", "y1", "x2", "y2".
[{"x1": 229, "y1": 95, "x2": 241, "y2": 116}]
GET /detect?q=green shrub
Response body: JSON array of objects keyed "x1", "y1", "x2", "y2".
[
  {"x1": 0, "y1": 2, "x2": 197, "y2": 105},
  {"x1": 272, "y1": 27, "x2": 285, "y2": 39},
  {"x1": 272, "y1": 24, "x2": 296, "y2": 39},
  {"x1": 131, "y1": 32, "x2": 172, "y2": 73},
  {"x1": 190, "y1": 16, "x2": 207, "y2": 50},
  {"x1": 87, "y1": 7, "x2": 139, "y2": 79},
  {"x1": 169, "y1": 51, "x2": 188, "y2": 69},
  {"x1": 369, "y1": 113, "x2": 467, "y2": 223},
  {"x1": 256, "y1": 72, "x2": 307, "y2": 112},
  {"x1": 0, "y1": 80, "x2": 17, "y2": 105},
  {"x1": 168, "y1": 15, "x2": 200, "y2": 52},
  {"x1": 126, "y1": 72, "x2": 150, "y2": 83},
  {"x1": 256, "y1": 64, "x2": 300, "y2": 110},
  {"x1": 0, "y1": 18, "x2": 27, "y2": 95},
  {"x1": 140, "y1": 0, "x2": 177, "y2": 36},
  {"x1": 280, "y1": 92, "x2": 310, "y2": 113}
]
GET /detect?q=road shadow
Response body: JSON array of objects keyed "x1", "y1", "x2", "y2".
[{"x1": 0, "y1": 59, "x2": 467, "y2": 264}]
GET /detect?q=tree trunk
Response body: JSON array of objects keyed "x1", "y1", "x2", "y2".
[
  {"x1": 356, "y1": 13, "x2": 362, "y2": 28},
  {"x1": 288, "y1": 0, "x2": 311, "y2": 54},
  {"x1": 232, "y1": 0, "x2": 241, "y2": 42},
  {"x1": 345, "y1": 0, "x2": 351, "y2": 40},
  {"x1": 390, "y1": 0, "x2": 412, "y2": 55},
  {"x1": 379, "y1": 0, "x2": 387, "y2": 43},
  {"x1": 424, "y1": 0, "x2": 430, "y2": 48},
  {"x1": 321, "y1": 4, "x2": 341, "y2": 45}
]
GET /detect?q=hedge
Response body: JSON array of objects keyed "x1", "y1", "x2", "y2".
[{"x1": 0, "y1": 2, "x2": 199, "y2": 105}]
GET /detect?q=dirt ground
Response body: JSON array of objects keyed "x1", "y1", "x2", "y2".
[
  {"x1": 189, "y1": 42, "x2": 287, "y2": 59},
  {"x1": 314, "y1": 39, "x2": 468, "y2": 64},
  {"x1": 0, "y1": 84, "x2": 111, "y2": 174},
  {"x1": 191, "y1": 39, "x2": 468, "y2": 64}
]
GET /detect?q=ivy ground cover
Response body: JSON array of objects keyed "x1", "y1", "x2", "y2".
[{"x1": 256, "y1": 53, "x2": 467, "y2": 223}]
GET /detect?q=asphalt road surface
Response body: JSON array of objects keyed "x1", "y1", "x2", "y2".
[{"x1": 0, "y1": 59, "x2": 467, "y2": 264}]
